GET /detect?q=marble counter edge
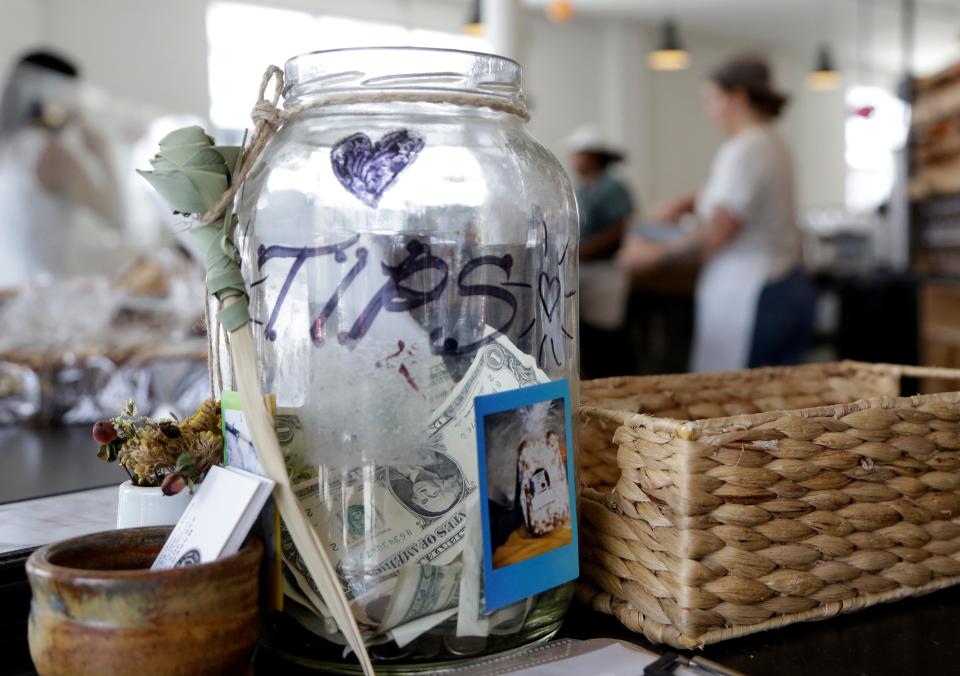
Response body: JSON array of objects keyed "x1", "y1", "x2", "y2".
[{"x1": 0, "y1": 486, "x2": 117, "y2": 555}]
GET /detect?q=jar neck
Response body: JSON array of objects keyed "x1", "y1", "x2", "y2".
[
  {"x1": 283, "y1": 89, "x2": 529, "y2": 122},
  {"x1": 282, "y1": 48, "x2": 530, "y2": 121}
]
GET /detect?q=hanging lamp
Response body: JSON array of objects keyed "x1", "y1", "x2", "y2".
[
  {"x1": 807, "y1": 44, "x2": 842, "y2": 90},
  {"x1": 465, "y1": 0, "x2": 483, "y2": 36},
  {"x1": 547, "y1": 1, "x2": 574, "y2": 23},
  {"x1": 648, "y1": 19, "x2": 690, "y2": 71}
]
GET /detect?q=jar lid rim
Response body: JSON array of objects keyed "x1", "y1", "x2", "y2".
[
  {"x1": 283, "y1": 47, "x2": 527, "y2": 117},
  {"x1": 284, "y1": 46, "x2": 521, "y2": 71}
]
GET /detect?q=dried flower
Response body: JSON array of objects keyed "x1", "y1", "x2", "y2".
[
  {"x1": 92, "y1": 420, "x2": 117, "y2": 445},
  {"x1": 160, "y1": 421, "x2": 182, "y2": 439},
  {"x1": 93, "y1": 399, "x2": 223, "y2": 489},
  {"x1": 161, "y1": 471, "x2": 187, "y2": 496}
]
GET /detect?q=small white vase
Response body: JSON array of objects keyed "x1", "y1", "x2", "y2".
[{"x1": 116, "y1": 480, "x2": 192, "y2": 529}]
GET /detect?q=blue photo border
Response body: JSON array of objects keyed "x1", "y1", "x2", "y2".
[{"x1": 474, "y1": 378, "x2": 579, "y2": 612}]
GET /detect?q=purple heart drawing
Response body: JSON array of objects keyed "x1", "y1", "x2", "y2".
[{"x1": 330, "y1": 129, "x2": 425, "y2": 208}]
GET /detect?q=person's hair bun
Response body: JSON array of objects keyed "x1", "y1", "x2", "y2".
[{"x1": 710, "y1": 54, "x2": 789, "y2": 119}]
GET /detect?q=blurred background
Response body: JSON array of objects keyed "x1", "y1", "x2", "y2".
[{"x1": 2, "y1": 0, "x2": 960, "y2": 425}]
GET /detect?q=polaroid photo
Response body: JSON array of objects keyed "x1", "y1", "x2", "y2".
[{"x1": 474, "y1": 378, "x2": 578, "y2": 612}]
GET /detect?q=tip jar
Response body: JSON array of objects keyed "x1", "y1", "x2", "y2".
[{"x1": 237, "y1": 47, "x2": 580, "y2": 671}]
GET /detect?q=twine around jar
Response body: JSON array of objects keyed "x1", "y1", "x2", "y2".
[{"x1": 198, "y1": 66, "x2": 285, "y2": 229}]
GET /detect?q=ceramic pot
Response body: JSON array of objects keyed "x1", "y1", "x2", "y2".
[
  {"x1": 26, "y1": 526, "x2": 262, "y2": 676},
  {"x1": 116, "y1": 480, "x2": 192, "y2": 528}
]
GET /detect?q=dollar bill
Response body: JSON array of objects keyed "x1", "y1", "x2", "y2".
[
  {"x1": 283, "y1": 569, "x2": 322, "y2": 615},
  {"x1": 454, "y1": 497, "x2": 538, "y2": 639},
  {"x1": 489, "y1": 598, "x2": 533, "y2": 636},
  {"x1": 281, "y1": 527, "x2": 393, "y2": 630},
  {"x1": 387, "y1": 608, "x2": 457, "y2": 648},
  {"x1": 274, "y1": 410, "x2": 316, "y2": 483},
  {"x1": 291, "y1": 602, "x2": 457, "y2": 654},
  {"x1": 279, "y1": 332, "x2": 549, "y2": 646},
  {"x1": 283, "y1": 559, "x2": 334, "y2": 616},
  {"x1": 379, "y1": 563, "x2": 461, "y2": 632}
]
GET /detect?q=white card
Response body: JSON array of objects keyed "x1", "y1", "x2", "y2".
[
  {"x1": 512, "y1": 644, "x2": 700, "y2": 676},
  {"x1": 151, "y1": 465, "x2": 274, "y2": 570}
]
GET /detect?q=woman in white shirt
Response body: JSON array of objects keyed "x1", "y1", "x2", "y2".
[{"x1": 619, "y1": 55, "x2": 815, "y2": 372}]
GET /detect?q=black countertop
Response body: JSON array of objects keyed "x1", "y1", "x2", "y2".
[
  {"x1": 0, "y1": 425, "x2": 125, "y2": 505},
  {"x1": 560, "y1": 589, "x2": 960, "y2": 676},
  {"x1": 2, "y1": 425, "x2": 958, "y2": 675}
]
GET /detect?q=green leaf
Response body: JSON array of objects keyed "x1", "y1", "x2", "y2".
[
  {"x1": 212, "y1": 146, "x2": 242, "y2": 174},
  {"x1": 181, "y1": 167, "x2": 229, "y2": 210},
  {"x1": 175, "y1": 452, "x2": 197, "y2": 473},
  {"x1": 137, "y1": 169, "x2": 210, "y2": 214},
  {"x1": 96, "y1": 444, "x2": 112, "y2": 462},
  {"x1": 159, "y1": 126, "x2": 213, "y2": 147},
  {"x1": 187, "y1": 163, "x2": 229, "y2": 178},
  {"x1": 139, "y1": 123, "x2": 252, "y2": 331},
  {"x1": 160, "y1": 145, "x2": 226, "y2": 169},
  {"x1": 149, "y1": 156, "x2": 179, "y2": 172}
]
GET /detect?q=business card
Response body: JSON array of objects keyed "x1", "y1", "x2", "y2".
[{"x1": 152, "y1": 465, "x2": 274, "y2": 570}]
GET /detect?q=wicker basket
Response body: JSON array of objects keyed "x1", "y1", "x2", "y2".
[{"x1": 578, "y1": 361, "x2": 960, "y2": 648}]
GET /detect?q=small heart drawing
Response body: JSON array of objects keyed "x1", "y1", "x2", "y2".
[
  {"x1": 330, "y1": 129, "x2": 425, "y2": 208},
  {"x1": 539, "y1": 272, "x2": 561, "y2": 322}
]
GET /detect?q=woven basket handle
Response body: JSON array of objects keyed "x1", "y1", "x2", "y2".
[{"x1": 883, "y1": 364, "x2": 960, "y2": 381}]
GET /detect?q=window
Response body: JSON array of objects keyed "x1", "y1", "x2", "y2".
[
  {"x1": 206, "y1": 2, "x2": 490, "y2": 132},
  {"x1": 845, "y1": 85, "x2": 909, "y2": 213}
]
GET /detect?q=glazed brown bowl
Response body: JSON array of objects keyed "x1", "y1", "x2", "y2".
[{"x1": 26, "y1": 526, "x2": 262, "y2": 676}]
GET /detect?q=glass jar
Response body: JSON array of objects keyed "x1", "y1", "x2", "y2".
[{"x1": 238, "y1": 47, "x2": 579, "y2": 670}]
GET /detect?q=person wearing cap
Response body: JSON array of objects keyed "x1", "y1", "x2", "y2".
[
  {"x1": 618, "y1": 55, "x2": 815, "y2": 372},
  {"x1": 568, "y1": 127, "x2": 634, "y2": 261},
  {"x1": 567, "y1": 126, "x2": 636, "y2": 379}
]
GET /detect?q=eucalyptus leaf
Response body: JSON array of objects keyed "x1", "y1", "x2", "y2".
[
  {"x1": 157, "y1": 141, "x2": 211, "y2": 159},
  {"x1": 159, "y1": 125, "x2": 214, "y2": 147},
  {"x1": 138, "y1": 123, "x2": 249, "y2": 330},
  {"x1": 149, "y1": 156, "x2": 179, "y2": 172},
  {"x1": 161, "y1": 145, "x2": 226, "y2": 169},
  {"x1": 181, "y1": 167, "x2": 229, "y2": 210},
  {"x1": 136, "y1": 169, "x2": 210, "y2": 214},
  {"x1": 212, "y1": 146, "x2": 242, "y2": 174},
  {"x1": 189, "y1": 221, "x2": 224, "y2": 255},
  {"x1": 188, "y1": 163, "x2": 230, "y2": 177}
]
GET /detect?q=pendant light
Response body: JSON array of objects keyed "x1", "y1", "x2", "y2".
[
  {"x1": 547, "y1": 1, "x2": 574, "y2": 24},
  {"x1": 648, "y1": 19, "x2": 690, "y2": 71},
  {"x1": 465, "y1": 0, "x2": 483, "y2": 36},
  {"x1": 807, "y1": 44, "x2": 842, "y2": 90}
]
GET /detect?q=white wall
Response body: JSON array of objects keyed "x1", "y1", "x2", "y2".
[
  {"x1": 0, "y1": 0, "x2": 42, "y2": 75},
  {"x1": 36, "y1": 0, "x2": 210, "y2": 117},
  {"x1": 642, "y1": 29, "x2": 847, "y2": 211},
  {"x1": 524, "y1": 17, "x2": 846, "y2": 213},
  {"x1": 522, "y1": 17, "x2": 609, "y2": 170},
  {"x1": 523, "y1": 16, "x2": 653, "y2": 208},
  {"x1": 3, "y1": 0, "x2": 846, "y2": 212}
]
